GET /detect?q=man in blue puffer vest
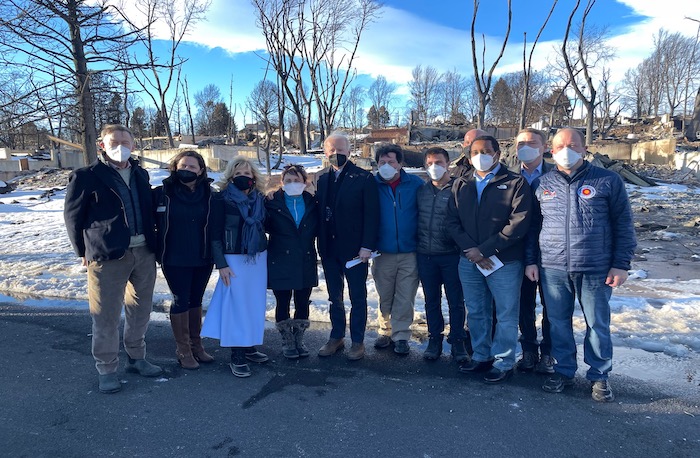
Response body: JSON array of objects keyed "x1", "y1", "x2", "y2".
[
  {"x1": 526, "y1": 127, "x2": 636, "y2": 402},
  {"x1": 371, "y1": 144, "x2": 424, "y2": 355}
]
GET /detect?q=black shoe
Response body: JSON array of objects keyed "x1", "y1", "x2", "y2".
[
  {"x1": 393, "y1": 340, "x2": 410, "y2": 355},
  {"x1": 483, "y1": 367, "x2": 513, "y2": 384},
  {"x1": 448, "y1": 337, "x2": 469, "y2": 363},
  {"x1": 591, "y1": 380, "x2": 615, "y2": 402},
  {"x1": 423, "y1": 336, "x2": 443, "y2": 360},
  {"x1": 542, "y1": 374, "x2": 575, "y2": 393},
  {"x1": 459, "y1": 359, "x2": 493, "y2": 373},
  {"x1": 516, "y1": 351, "x2": 538, "y2": 372},
  {"x1": 245, "y1": 346, "x2": 269, "y2": 363},
  {"x1": 374, "y1": 335, "x2": 392, "y2": 349}
]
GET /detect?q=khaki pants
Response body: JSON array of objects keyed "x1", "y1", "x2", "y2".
[
  {"x1": 87, "y1": 246, "x2": 156, "y2": 375},
  {"x1": 371, "y1": 252, "x2": 419, "y2": 341}
]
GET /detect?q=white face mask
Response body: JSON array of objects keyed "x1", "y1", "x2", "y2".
[
  {"x1": 553, "y1": 147, "x2": 582, "y2": 169},
  {"x1": 283, "y1": 182, "x2": 305, "y2": 196},
  {"x1": 426, "y1": 164, "x2": 447, "y2": 181},
  {"x1": 471, "y1": 153, "x2": 495, "y2": 172},
  {"x1": 378, "y1": 163, "x2": 398, "y2": 180},
  {"x1": 106, "y1": 145, "x2": 132, "y2": 163},
  {"x1": 517, "y1": 145, "x2": 541, "y2": 164}
]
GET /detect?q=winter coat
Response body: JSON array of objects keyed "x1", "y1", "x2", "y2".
[
  {"x1": 210, "y1": 189, "x2": 268, "y2": 269},
  {"x1": 416, "y1": 177, "x2": 460, "y2": 255},
  {"x1": 532, "y1": 161, "x2": 636, "y2": 272},
  {"x1": 446, "y1": 164, "x2": 532, "y2": 263},
  {"x1": 264, "y1": 189, "x2": 319, "y2": 290},
  {"x1": 316, "y1": 161, "x2": 380, "y2": 261},
  {"x1": 152, "y1": 175, "x2": 214, "y2": 266},
  {"x1": 64, "y1": 157, "x2": 156, "y2": 261},
  {"x1": 375, "y1": 169, "x2": 423, "y2": 254}
]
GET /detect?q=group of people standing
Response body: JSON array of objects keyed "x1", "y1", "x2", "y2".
[{"x1": 64, "y1": 123, "x2": 636, "y2": 403}]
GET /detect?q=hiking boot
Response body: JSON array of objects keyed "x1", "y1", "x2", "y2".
[
  {"x1": 230, "y1": 348, "x2": 251, "y2": 378},
  {"x1": 535, "y1": 355, "x2": 555, "y2": 374},
  {"x1": 98, "y1": 373, "x2": 121, "y2": 394},
  {"x1": 318, "y1": 338, "x2": 345, "y2": 357},
  {"x1": 516, "y1": 351, "x2": 538, "y2": 372},
  {"x1": 125, "y1": 358, "x2": 164, "y2": 377},
  {"x1": 245, "y1": 346, "x2": 269, "y2": 363},
  {"x1": 448, "y1": 337, "x2": 469, "y2": 363},
  {"x1": 591, "y1": 380, "x2": 615, "y2": 402},
  {"x1": 542, "y1": 374, "x2": 575, "y2": 393},
  {"x1": 347, "y1": 342, "x2": 365, "y2": 361},
  {"x1": 276, "y1": 319, "x2": 299, "y2": 360},
  {"x1": 374, "y1": 335, "x2": 392, "y2": 349},
  {"x1": 393, "y1": 340, "x2": 409, "y2": 355},
  {"x1": 292, "y1": 319, "x2": 310, "y2": 358},
  {"x1": 423, "y1": 336, "x2": 443, "y2": 360}
]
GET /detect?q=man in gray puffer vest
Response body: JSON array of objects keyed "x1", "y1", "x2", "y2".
[{"x1": 526, "y1": 128, "x2": 636, "y2": 402}]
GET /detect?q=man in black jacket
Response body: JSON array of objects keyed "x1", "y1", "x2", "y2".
[
  {"x1": 417, "y1": 147, "x2": 469, "y2": 362},
  {"x1": 446, "y1": 135, "x2": 532, "y2": 384},
  {"x1": 316, "y1": 133, "x2": 379, "y2": 361},
  {"x1": 64, "y1": 124, "x2": 162, "y2": 394}
]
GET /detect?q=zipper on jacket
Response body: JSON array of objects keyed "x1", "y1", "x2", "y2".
[
  {"x1": 428, "y1": 187, "x2": 437, "y2": 253},
  {"x1": 161, "y1": 193, "x2": 170, "y2": 263}
]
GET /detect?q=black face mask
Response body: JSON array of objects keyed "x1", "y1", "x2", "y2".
[
  {"x1": 232, "y1": 175, "x2": 255, "y2": 191},
  {"x1": 175, "y1": 169, "x2": 198, "y2": 184},
  {"x1": 328, "y1": 153, "x2": 347, "y2": 168}
]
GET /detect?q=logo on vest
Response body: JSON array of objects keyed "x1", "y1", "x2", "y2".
[
  {"x1": 541, "y1": 189, "x2": 556, "y2": 200},
  {"x1": 578, "y1": 185, "x2": 596, "y2": 199}
]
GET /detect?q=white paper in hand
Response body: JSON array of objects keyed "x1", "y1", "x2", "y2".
[
  {"x1": 345, "y1": 251, "x2": 381, "y2": 269},
  {"x1": 476, "y1": 255, "x2": 504, "y2": 277}
]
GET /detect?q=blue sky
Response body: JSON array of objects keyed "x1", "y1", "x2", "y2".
[{"x1": 127, "y1": 0, "x2": 700, "y2": 120}]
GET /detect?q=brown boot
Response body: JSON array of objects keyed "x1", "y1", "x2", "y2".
[
  {"x1": 189, "y1": 307, "x2": 214, "y2": 363},
  {"x1": 318, "y1": 338, "x2": 345, "y2": 357},
  {"x1": 170, "y1": 312, "x2": 199, "y2": 370}
]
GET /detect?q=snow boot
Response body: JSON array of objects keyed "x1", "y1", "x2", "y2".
[
  {"x1": 292, "y1": 319, "x2": 310, "y2": 358},
  {"x1": 276, "y1": 319, "x2": 299, "y2": 359},
  {"x1": 230, "y1": 347, "x2": 251, "y2": 378}
]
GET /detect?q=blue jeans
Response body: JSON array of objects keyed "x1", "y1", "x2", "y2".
[
  {"x1": 417, "y1": 253, "x2": 466, "y2": 340},
  {"x1": 321, "y1": 255, "x2": 369, "y2": 343},
  {"x1": 458, "y1": 258, "x2": 523, "y2": 371},
  {"x1": 540, "y1": 268, "x2": 613, "y2": 381}
]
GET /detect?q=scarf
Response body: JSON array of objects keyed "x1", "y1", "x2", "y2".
[{"x1": 222, "y1": 183, "x2": 266, "y2": 261}]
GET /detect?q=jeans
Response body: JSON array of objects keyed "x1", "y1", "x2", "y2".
[
  {"x1": 372, "y1": 252, "x2": 419, "y2": 341},
  {"x1": 161, "y1": 264, "x2": 214, "y2": 314},
  {"x1": 540, "y1": 268, "x2": 613, "y2": 381},
  {"x1": 87, "y1": 246, "x2": 156, "y2": 375},
  {"x1": 417, "y1": 253, "x2": 466, "y2": 340},
  {"x1": 321, "y1": 255, "x2": 369, "y2": 343},
  {"x1": 518, "y1": 275, "x2": 551, "y2": 356},
  {"x1": 458, "y1": 258, "x2": 523, "y2": 371}
]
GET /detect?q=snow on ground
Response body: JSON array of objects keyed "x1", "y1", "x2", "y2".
[{"x1": 0, "y1": 165, "x2": 699, "y2": 398}]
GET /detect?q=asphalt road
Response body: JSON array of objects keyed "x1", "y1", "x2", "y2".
[{"x1": 1, "y1": 303, "x2": 698, "y2": 458}]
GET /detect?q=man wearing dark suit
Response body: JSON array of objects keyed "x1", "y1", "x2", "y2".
[
  {"x1": 510, "y1": 128, "x2": 555, "y2": 374},
  {"x1": 316, "y1": 133, "x2": 380, "y2": 361}
]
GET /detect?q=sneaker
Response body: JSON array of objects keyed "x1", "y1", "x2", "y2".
[
  {"x1": 591, "y1": 380, "x2": 615, "y2": 402},
  {"x1": 542, "y1": 374, "x2": 574, "y2": 393},
  {"x1": 423, "y1": 336, "x2": 443, "y2": 360},
  {"x1": 125, "y1": 358, "x2": 164, "y2": 377},
  {"x1": 318, "y1": 338, "x2": 345, "y2": 357},
  {"x1": 245, "y1": 347, "x2": 269, "y2": 363},
  {"x1": 516, "y1": 351, "x2": 538, "y2": 372},
  {"x1": 347, "y1": 342, "x2": 365, "y2": 361},
  {"x1": 535, "y1": 355, "x2": 555, "y2": 374},
  {"x1": 393, "y1": 340, "x2": 409, "y2": 355},
  {"x1": 374, "y1": 335, "x2": 392, "y2": 349},
  {"x1": 98, "y1": 373, "x2": 121, "y2": 394}
]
